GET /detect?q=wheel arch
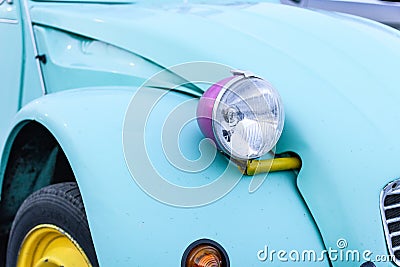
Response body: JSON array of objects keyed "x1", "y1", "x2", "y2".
[
  {"x1": 0, "y1": 87, "x2": 135, "y2": 266},
  {"x1": 0, "y1": 120, "x2": 77, "y2": 264}
]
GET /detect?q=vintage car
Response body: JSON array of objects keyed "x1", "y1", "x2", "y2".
[{"x1": 1, "y1": 0, "x2": 400, "y2": 266}]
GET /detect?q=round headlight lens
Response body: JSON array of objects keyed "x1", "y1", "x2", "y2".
[{"x1": 197, "y1": 73, "x2": 284, "y2": 160}]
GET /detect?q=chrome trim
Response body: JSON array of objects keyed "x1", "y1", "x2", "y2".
[
  {"x1": 387, "y1": 217, "x2": 400, "y2": 224},
  {"x1": 380, "y1": 179, "x2": 400, "y2": 266},
  {"x1": 0, "y1": 18, "x2": 18, "y2": 24},
  {"x1": 391, "y1": 231, "x2": 400, "y2": 238},
  {"x1": 21, "y1": 0, "x2": 46, "y2": 95},
  {"x1": 385, "y1": 203, "x2": 400, "y2": 210},
  {"x1": 388, "y1": 189, "x2": 400, "y2": 195},
  {"x1": 231, "y1": 69, "x2": 256, "y2": 78}
]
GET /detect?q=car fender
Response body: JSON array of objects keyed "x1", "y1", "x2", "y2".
[{"x1": 0, "y1": 87, "x2": 328, "y2": 266}]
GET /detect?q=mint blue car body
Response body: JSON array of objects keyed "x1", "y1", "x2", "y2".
[{"x1": 1, "y1": 0, "x2": 400, "y2": 266}]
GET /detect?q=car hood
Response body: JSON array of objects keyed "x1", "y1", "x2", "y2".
[{"x1": 31, "y1": 1, "x2": 400, "y2": 262}]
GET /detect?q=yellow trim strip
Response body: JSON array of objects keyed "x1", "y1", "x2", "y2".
[{"x1": 239, "y1": 157, "x2": 302, "y2": 175}]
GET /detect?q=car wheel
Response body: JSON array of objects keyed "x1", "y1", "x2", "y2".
[{"x1": 6, "y1": 182, "x2": 99, "y2": 267}]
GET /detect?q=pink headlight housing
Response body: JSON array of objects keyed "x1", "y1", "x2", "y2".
[{"x1": 196, "y1": 71, "x2": 285, "y2": 160}]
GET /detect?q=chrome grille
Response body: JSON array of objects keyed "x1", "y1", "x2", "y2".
[{"x1": 381, "y1": 180, "x2": 400, "y2": 266}]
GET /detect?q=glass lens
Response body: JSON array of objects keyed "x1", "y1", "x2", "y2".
[
  {"x1": 186, "y1": 245, "x2": 222, "y2": 267},
  {"x1": 213, "y1": 77, "x2": 284, "y2": 159}
]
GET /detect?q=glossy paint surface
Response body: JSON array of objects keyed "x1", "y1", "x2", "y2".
[
  {"x1": 7, "y1": 88, "x2": 327, "y2": 266},
  {"x1": 0, "y1": 0, "x2": 22, "y2": 146}
]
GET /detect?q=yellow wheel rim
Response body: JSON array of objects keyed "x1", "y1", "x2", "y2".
[{"x1": 17, "y1": 224, "x2": 92, "y2": 267}]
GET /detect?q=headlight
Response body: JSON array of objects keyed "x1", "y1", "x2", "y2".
[{"x1": 197, "y1": 70, "x2": 284, "y2": 160}]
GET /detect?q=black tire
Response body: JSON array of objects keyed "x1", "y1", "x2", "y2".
[{"x1": 6, "y1": 182, "x2": 99, "y2": 267}]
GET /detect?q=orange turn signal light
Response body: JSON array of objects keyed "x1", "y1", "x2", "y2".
[
  {"x1": 186, "y1": 245, "x2": 222, "y2": 267},
  {"x1": 182, "y1": 239, "x2": 229, "y2": 267}
]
